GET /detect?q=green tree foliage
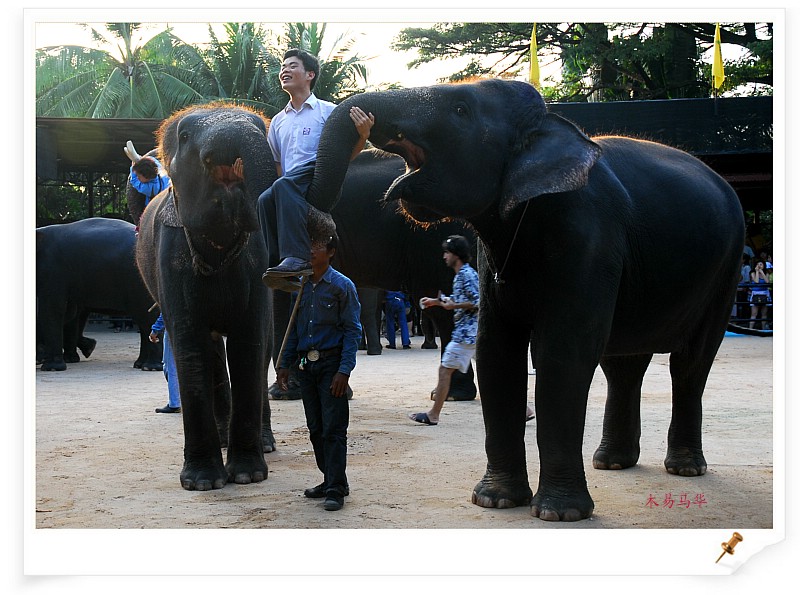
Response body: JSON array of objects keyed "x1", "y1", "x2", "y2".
[
  {"x1": 392, "y1": 22, "x2": 773, "y2": 101},
  {"x1": 201, "y1": 22, "x2": 284, "y2": 116},
  {"x1": 36, "y1": 23, "x2": 209, "y2": 118},
  {"x1": 276, "y1": 23, "x2": 370, "y2": 103},
  {"x1": 36, "y1": 21, "x2": 372, "y2": 119}
]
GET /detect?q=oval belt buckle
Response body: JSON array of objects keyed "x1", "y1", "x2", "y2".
[{"x1": 307, "y1": 349, "x2": 320, "y2": 362}]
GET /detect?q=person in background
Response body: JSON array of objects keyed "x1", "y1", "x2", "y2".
[
  {"x1": 748, "y1": 260, "x2": 771, "y2": 330},
  {"x1": 408, "y1": 235, "x2": 479, "y2": 426},
  {"x1": 384, "y1": 290, "x2": 411, "y2": 350},
  {"x1": 149, "y1": 313, "x2": 181, "y2": 414},
  {"x1": 126, "y1": 146, "x2": 171, "y2": 228}
]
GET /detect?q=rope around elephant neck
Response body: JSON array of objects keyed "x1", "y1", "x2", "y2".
[
  {"x1": 184, "y1": 227, "x2": 250, "y2": 276},
  {"x1": 489, "y1": 201, "x2": 530, "y2": 284}
]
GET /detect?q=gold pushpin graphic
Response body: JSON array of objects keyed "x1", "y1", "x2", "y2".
[{"x1": 715, "y1": 532, "x2": 743, "y2": 563}]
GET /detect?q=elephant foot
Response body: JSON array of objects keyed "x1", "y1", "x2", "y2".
[
  {"x1": 420, "y1": 341, "x2": 438, "y2": 349},
  {"x1": 226, "y1": 450, "x2": 269, "y2": 484},
  {"x1": 77, "y1": 337, "x2": 96, "y2": 358},
  {"x1": 471, "y1": 469, "x2": 532, "y2": 509},
  {"x1": 180, "y1": 456, "x2": 228, "y2": 491},
  {"x1": 139, "y1": 361, "x2": 163, "y2": 372},
  {"x1": 262, "y1": 428, "x2": 277, "y2": 453},
  {"x1": 367, "y1": 348, "x2": 383, "y2": 355},
  {"x1": 40, "y1": 359, "x2": 67, "y2": 371},
  {"x1": 63, "y1": 351, "x2": 81, "y2": 364},
  {"x1": 530, "y1": 489, "x2": 594, "y2": 522},
  {"x1": 592, "y1": 442, "x2": 640, "y2": 470},
  {"x1": 664, "y1": 447, "x2": 707, "y2": 477}
]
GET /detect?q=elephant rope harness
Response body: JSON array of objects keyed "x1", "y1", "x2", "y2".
[
  {"x1": 159, "y1": 188, "x2": 251, "y2": 276},
  {"x1": 486, "y1": 201, "x2": 531, "y2": 284},
  {"x1": 183, "y1": 226, "x2": 251, "y2": 277}
]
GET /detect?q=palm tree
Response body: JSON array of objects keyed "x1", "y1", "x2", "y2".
[
  {"x1": 277, "y1": 23, "x2": 370, "y2": 102},
  {"x1": 36, "y1": 22, "x2": 211, "y2": 118},
  {"x1": 201, "y1": 22, "x2": 284, "y2": 116}
]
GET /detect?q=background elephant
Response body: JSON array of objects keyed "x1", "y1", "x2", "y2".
[
  {"x1": 270, "y1": 149, "x2": 477, "y2": 401},
  {"x1": 306, "y1": 79, "x2": 745, "y2": 522},
  {"x1": 357, "y1": 287, "x2": 384, "y2": 356},
  {"x1": 36, "y1": 218, "x2": 163, "y2": 372},
  {"x1": 135, "y1": 104, "x2": 278, "y2": 491}
]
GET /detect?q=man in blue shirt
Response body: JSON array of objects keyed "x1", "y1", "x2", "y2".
[
  {"x1": 277, "y1": 233, "x2": 362, "y2": 511},
  {"x1": 409, "y1": 235, "x2": 479, "y2": 426},
  {"x1": 259, "y1": 49, "x2": 373, "y2": 289},
  {"x1": 127, "y1": 152, "x2": 171, "y2": 227}
]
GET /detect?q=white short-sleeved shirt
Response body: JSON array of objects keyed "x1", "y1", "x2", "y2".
[{"x1": 268, "y1": 93, "x2": 336, "y2": 175}]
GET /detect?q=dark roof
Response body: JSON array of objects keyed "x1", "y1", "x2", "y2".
[{"x1": 36, "y1": 117, "x2": 162, "y2": 179}]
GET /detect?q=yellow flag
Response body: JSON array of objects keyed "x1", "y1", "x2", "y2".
[
  {"x1": 529, "y1": 23, "x2": 540, "y2": 88},
  {"x1": 712, "y1": 23, "x2": 726, "y2": 90}
]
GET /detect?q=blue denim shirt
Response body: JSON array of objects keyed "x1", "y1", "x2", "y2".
[
  {"x1": 280, "y1": 266, "x2": 362, "y2": 376},
  {"x1": 130, "y1": 157, "x2": 170, "y2": 202}
]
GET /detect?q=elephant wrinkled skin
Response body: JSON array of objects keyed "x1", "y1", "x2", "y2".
[
  {"x1": 36, "y1": 218, "x2": 163, "y2": 372},
  {"x1": 307, "y1": 79, "x2": 745, "y2": 521},
  {"x1": 135, "y1": 104, "x2": 277, "y2": 491}
]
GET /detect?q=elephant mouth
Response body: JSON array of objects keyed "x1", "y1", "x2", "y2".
[
  {"x1": 381, "y1": 137, "x2": 427, "y2": 202},
  {"x1": 209, "y1": 162, "x2": 245, "y2": 191}
]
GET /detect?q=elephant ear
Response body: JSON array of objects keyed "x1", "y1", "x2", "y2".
[{"x1": 500, "y1": 113, "x2": 602, "y2": 218}]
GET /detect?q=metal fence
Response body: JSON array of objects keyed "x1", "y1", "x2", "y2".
[{"x1": 730, "y1": 282, "x2": 773, "y2": 330}]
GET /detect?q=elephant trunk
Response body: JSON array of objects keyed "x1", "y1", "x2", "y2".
[{"x1": 307, "y1": 89, "x2": 418, "y2": 212}]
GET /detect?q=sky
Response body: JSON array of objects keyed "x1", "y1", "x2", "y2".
[{"x1": 31, "y1": 6, "x2": 774, "y2": 94}]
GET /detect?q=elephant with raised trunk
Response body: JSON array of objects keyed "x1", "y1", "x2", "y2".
[
  {"x1": 135, "y1": 104, "x2": 278, "y2": 491},
  {"x1": 307, "y1": 79, "x2": 745, "y2": 522},
  {"x1": 270, "y1": 149, "x2": 477, "y2": 401}
]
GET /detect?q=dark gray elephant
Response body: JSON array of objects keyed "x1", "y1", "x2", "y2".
[
  {"x1": 135, "y1": 104, "x2": 280, "y2": 491},
  {"x1": 306, "y1": 79, "x2": 745, "y2": 521},
  {"x1": 358, "y1": 287, "x2": 384, "y2": 356},
  {"x1": 36, "y1": 218, "x2": 163, "y2": 371},
  {"x1": 270, "y1": 149, "x2": 477, "y2": 401}
]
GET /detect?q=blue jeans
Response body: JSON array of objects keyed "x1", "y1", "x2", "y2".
[
  {"x1": 384, "y1": 299, "x2": 410, "y2": 347},
  {"x1": 162, "y1": 332, "x2": 181, "y2": 408},
  {"x1": 257, "y1": 163, "x2": 314, "y2": 266},
  {"x1": 296, "y1": 356, "x2": 349, "y2": 496}
]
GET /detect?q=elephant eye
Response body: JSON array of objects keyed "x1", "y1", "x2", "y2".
[{"x1": 453, "y1": 102, "x2": 470, "y2": 119}]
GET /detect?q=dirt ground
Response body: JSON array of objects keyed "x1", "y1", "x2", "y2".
[{"x1": 34, "y1": 323, "x2": 774, "y2": 533}]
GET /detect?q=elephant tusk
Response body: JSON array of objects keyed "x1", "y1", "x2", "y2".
[{"x1": 124, "y1": 140, "x2": 142, "y2": 162}]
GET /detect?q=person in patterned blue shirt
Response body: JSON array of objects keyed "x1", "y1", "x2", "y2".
[{"x1": 409, "y1": 235, "x2": 479, "y2": 426}]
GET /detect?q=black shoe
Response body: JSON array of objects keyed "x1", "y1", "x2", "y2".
[
  {"x1": 265, "y1": 257, "x2": 312, "y2": 278},
  {"x1": 262, "y1": 273, "x2": 302, "y2": 292},
  {"x1": 323, "y1": 494, "x2": 344, "y2": 511},
  {"x1": 304, "y1": 483, "x2": 326, "y2": 499},
  {"x1": 304, "y1": 483, "x2": 350, "y2": 498},
  {"x1": 155, "y1": 405, "x2": 181, "y2": 413},
  {"x1": 385, "y1": 344, "x2": 396, "y2": 349},
  {"x1": 403, "y1": 345, "x2": 411, "y2": 350}
]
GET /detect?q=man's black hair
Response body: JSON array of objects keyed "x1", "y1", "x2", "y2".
[
  {"x1": 442, "y1": 235, "x2": 471, "y2": 263},
  {"x1": 284, "y1": 48, "x2": 321, "y2": 91},
  {"x1": 132, "y1": 157, "x2": 158, "y2": 180}
]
